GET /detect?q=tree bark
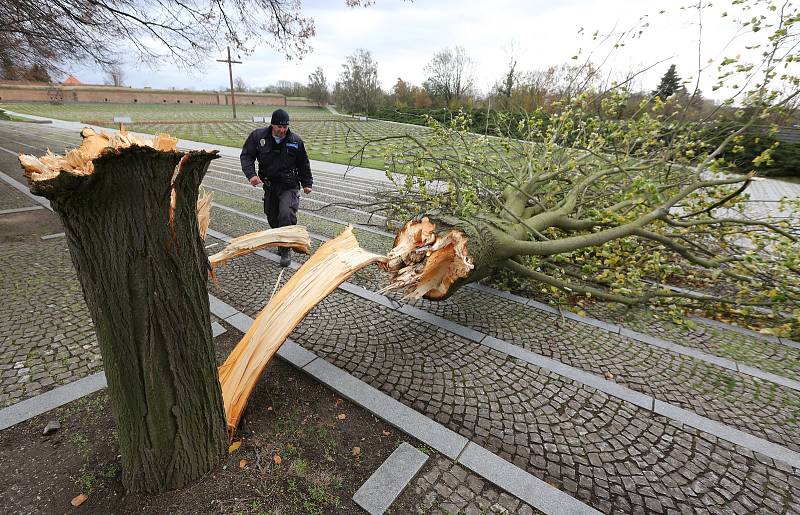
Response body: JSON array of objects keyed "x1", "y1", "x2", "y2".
[{"x1": 29, "y1": 145, "x2": 227, "y2": 493}]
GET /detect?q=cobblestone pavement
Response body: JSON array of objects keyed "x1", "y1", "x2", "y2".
[
  {"x1": 391, "y1": 455, "x2": 542, "y2": 515},
  {"x1": 0, "y1": 236, "x2": 101, "y2": 408},
  {"x1": 206, "y1": 201, "x2": 800, "y2": 453},
  {"x1": 3, "y1": 121, "x2": 800, "y2": 514}
]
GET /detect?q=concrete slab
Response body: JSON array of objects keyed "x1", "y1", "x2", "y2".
[
  {"x1": 211, "y1": 321, "x2": 226, "y2": 338},
  {"x1": 225, "y1": 312, "x2": 254, "y2": 333},
  {"x1": 276, "y1": 339, "x2": 317, "y2": 368},
  {"x1": 458, "y1": 442, "x2": 601, "y2": 515},
  {"x1": 353, "y1": 442, "x2": 429, "y2": 515},
  {"x1": 208, "y1": 294, "x2": 239, "y2": 319}
]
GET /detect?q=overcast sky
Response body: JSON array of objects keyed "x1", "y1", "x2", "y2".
[{"x1": 68, "y1": 0, "x2": 756, "y2": 98}]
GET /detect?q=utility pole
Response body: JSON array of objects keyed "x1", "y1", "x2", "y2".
[{"x1": 216, "y1": 47, "x2": 242, "y2": 119}]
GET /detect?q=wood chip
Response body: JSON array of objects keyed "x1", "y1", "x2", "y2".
[{"x1": 70, "y1": 494, "x2": 88, "y2": 507}]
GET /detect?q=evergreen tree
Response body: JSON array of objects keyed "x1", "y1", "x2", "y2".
[{"x1": 652, "y1": 64, "x2": 682, "y2": 98}]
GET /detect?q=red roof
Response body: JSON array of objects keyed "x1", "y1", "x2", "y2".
[{"x1": 62, "y1": 75, "x2": 82, "y2": 85}]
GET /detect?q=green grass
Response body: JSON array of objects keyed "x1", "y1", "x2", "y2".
[
  {"x1": 0, "y1": 102, "x2": 332, "y2": 122},
  {"x1": 0, "y1": 102, "x2": 465, "y2": 170}
]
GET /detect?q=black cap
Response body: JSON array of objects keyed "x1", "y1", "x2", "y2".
[{"x1": 271, "y1": 108, "x2": 290, "y2": 126}]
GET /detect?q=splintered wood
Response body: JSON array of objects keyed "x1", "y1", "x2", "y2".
[
  {"x1": 196, "y1": 192, "x2": 213, "y2": 240},
  {"x1": 219, "y1": 226, "x2": 386, "y2": 438},
  {"x1": 19, "y1": 127, "x2": 178, "y2": 181},
  {"x1": 381, "y1": 217, "x2": 473, "y2": 300},
  {"x1": 209, "y1": 226, "x2": 311, "y2": 267}
]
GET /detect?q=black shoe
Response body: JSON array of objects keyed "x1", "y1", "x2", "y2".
[{"x1": 279, "y1": 247, "x2": 291, "y2": 267}]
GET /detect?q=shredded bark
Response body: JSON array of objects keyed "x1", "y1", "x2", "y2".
[
  {"x1": 381, "y1": 217, "x2": 474, "y2": 300},
  {"x1": 19, "y1": 127, "x2": 178, "y2": 182}
]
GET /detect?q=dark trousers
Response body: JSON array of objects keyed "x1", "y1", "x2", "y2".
[{"x1": 263, "y1": 183, "x2": 299, "y2": 228}]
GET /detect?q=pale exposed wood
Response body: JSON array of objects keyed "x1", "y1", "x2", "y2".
[
  {"x1": 19, "y1": 127, "x2": 179, "y2": 181},
  {"x1": 197, "y1": 192, "x2": 214, "y2": 240},
  {"x1": 208, "y1": 226, "x2": 311, "y2": 268},
  {"x1": 381, "y1": 217, "x2": 474, "y2": 300},
  {"x1": 219, "y1": 226, "x2": 386, "y2": 438}
]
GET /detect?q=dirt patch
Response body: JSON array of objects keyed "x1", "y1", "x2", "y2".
[
  {"x1": 0, "y1": 326, "x2": 429, "y2": 514},
  {"x1": 0, "y1": 208, "x2": 63, "y2": 243}
]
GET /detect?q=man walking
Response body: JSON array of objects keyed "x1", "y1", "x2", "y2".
[{"x1": 240, "y1": 108, "x2": 313, "y2": 267}]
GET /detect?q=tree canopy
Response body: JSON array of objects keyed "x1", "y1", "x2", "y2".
[{"x1": 0, "y1": 0, "x2": 374, "y2": 76}]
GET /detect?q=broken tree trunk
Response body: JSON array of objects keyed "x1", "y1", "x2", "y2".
[
  {"x1": 19, "y1": 129, "x2": 227, "y2": 493},
  {"x1": 382, "y1": 216, "x2": 510, "y2": 300},
  {"x1": 219, "y1": 226, "x2": 385, "y2": 438}
]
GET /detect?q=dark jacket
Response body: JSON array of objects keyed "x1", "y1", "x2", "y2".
[{"x1": 240, "y1": 127, "x2": 312, "y2": 189}]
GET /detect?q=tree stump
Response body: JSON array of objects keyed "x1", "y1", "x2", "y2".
[{"x1": 22, "y1": 132, "x2": 227, "y2": 493}]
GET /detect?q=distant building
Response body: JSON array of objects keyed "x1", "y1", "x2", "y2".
[{"x1": 0, "y1": 80, "x2": 319, "y2": 107}]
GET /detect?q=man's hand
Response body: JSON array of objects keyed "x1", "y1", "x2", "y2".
[
  {"x1": 248, "y1": 176, "x2": 262, "y2": 187},
  {"x1": 303, "y1": 186, "x2": 312, "y2": 194}
]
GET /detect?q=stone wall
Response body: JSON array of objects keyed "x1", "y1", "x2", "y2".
[{"x1": 0, "y1": 83, "x2": 319, "y2": 107}]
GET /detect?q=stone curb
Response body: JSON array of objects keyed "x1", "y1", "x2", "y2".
[
  {"x1": 204, "y1": 227, "x2": 800, "y2": 472},
  {"x1": 459, "y1": 442, "x2": 601, "y2": 515}
]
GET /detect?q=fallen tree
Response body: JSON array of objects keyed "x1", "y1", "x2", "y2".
[{"x1": 370, "y1": 1, "x2": 800, "y2": 336}]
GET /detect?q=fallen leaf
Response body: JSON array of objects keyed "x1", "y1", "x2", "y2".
[
  {"x1": 239, "y1": 459, "x2": 249, "y2": 469},
  {"x1": 267, "y1": 406, "x2": 273, "y2": 411},
  {"x1": 71, "y1": 494, "x2": 88, "y2": 507},
  {"x1": 604, "y1": 371, "x2": 614, "y2": 380},
  {"x1": 337, "y1": 413, "x2": 346, "y2": 420},
  {"x1": 228, "y1": 441, "x2": 241, "y2": 454},
  {"x1": 351, "y1": 447, "x2": 361, "y2": 457},
  {"x1": 273, "y1": 454, "x2": 283, "y2": 465},
  {"x1": 382, "y1": 430, "x2": 391, "y2": 437}
]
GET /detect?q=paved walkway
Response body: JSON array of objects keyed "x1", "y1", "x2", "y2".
[{"x1": 0, "y1": 120, "x2": 798, "y2": 514}]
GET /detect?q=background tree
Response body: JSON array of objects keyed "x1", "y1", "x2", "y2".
[
  {"x1": 392, "y1": 78, "x2": 415, "y2": 107},
  {"x1": 423, "y1": 46, "x2": 476, "y2": 108},
  {"x1": 653, "y1": 64, "x2": 684, "y2": 99},
  {"x1": 334, "y1": 49, "x2": 383, "y2": 115},
  {"x1": 234, "y1": 76, "x2": 249, "y2": 92},
  {"x1": 307, "y1": 67, "x2": 330, "y2": 105},
  {"x1": 104, "y1": 65, "x2": 125, "y2": 87}
]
